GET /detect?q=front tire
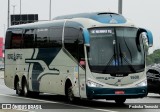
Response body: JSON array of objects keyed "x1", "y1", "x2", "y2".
[{"x1": 67, "y1": 86, "x2": 75, "y2": 102}]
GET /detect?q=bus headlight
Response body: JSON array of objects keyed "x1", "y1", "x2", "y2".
[
  {"x1": 136, "y1": 80, "x2": 147, "y2": 87},
  {"x1": 87, "y1": 80, "x2": 103, "y2": 87}
]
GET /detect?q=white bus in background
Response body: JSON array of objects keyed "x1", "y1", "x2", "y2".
[{"x1": 4, "y1": 12, "x2": 153, "y2": 103}]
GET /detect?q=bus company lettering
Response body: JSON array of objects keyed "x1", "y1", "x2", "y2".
[
  {"x1": 130, "y1": 75, "x2": 139, "y2": 79},
  {"x1": 91, "y1": 29, "x2": 113, "y2": 34},
  {"x1": 96, "y1": 77, "x2": 115, "y2": 80},
  {"x1": 7, "y1": 53, "x2": 22, "y2": 61}
]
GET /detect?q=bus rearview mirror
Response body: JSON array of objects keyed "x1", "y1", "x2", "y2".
[{"x1": 139, "y1": 28, "x2": 153, "y2": 47}]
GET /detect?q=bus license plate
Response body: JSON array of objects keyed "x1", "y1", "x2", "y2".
[{"x1": 115, "y1": 91, "x2": 125, "y2": 94}]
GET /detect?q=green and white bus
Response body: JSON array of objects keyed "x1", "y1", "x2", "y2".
[{"x1": 4, "y1": 12, "x2": 153, "y2": 103}]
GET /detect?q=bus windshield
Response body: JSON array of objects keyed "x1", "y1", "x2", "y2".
[{"x1": 87, "y1": 27, "x2": 145, "y2": 74}]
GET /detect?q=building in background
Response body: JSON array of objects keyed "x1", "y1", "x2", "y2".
[{"x1": 11, "y1": 14, "x2": 38, "y2": 26}]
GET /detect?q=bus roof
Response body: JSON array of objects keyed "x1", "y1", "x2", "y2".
[
  {"x1": 8, "y1": 12, "x2": 135, "y2": 30},
  {"x1": 8, "y1": 20, "x2": 65, "y2": 29},
  {"x1": 54, "y1": 12, "x2": 127, "y2": 24}
]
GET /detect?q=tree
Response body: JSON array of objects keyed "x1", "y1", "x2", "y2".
[{"x1": 146, "y1": 49, "x2": 160, "y2": 65}]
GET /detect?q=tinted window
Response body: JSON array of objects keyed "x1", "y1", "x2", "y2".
[
  {"x1": 48, "y1": 27, "x2": 62, "y2": 48},
  {"x1": 64, "y1": 27, "x2": 84, "y2": 61},
  {"x1": 35, "y1": 28, "x2": 48, "y2": 48},
  {"x1": 6, "y1": 27, "x2": 63, "y2": 49},
  {"x1": 10, "y1": 29, "x2": 23, "y2": 48},
  {"x1": 23, "y1": 29, "x2": 35, "y2": 48},
  {"x1": 5, "y1": 31, "x2": 12, "y2": 49}
]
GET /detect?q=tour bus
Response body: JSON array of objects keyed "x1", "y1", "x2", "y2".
[{"x1": 4, "y1": 12, "x2": 153, "y2": 103}]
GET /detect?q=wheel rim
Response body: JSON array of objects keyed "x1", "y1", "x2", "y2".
[
  {"x1": 68, "y1": 87, "x2": 74, "y2": 101},
  {"x1": 24, "y1": 84, "x2": 28, "y2": 96},
  {"x1": 22, "y1": 81, "x2": 29, "y2": 97},
  {"x1": 16, "y1": 81, "x2": 21, "y2": 95}
]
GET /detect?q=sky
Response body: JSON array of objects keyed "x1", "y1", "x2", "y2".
[{"x1": 0, "y1": 0, "x2": 159, "y2": 52}]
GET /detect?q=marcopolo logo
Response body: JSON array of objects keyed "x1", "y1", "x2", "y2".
[{"x1": 7, "y1": 53, "x2": 22, "y2": 61}]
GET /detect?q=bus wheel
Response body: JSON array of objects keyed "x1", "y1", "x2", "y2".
[
  {"x1": 67, "y1": 86, "x2": 75, "y2": 102},
  {"x1": 16, "y1": 81, "x2": 22, "y2": 96},
  {"x1": 22, "y1": 80, "x2": 30, "y2": 97},
  {"x1": 115, "y1": 98, "x2": 126, "y2": 104}
]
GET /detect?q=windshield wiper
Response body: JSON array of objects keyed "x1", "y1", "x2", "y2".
[
  {"x1": 119, "y1": 43, "x2": 136, "y2": 72},
  {"x1": 103, "y1": 43, "x2": 117, "y2": 73},
  {"x1": 123, "y1": 35, "x2": 132, "y2": 62}
]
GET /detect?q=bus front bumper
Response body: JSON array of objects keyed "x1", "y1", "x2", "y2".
[{"x1": 86, "y1": 86, "x2": 147, "y2": 99}]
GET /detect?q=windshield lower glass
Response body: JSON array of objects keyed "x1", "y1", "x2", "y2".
[{"x1": 87, "y1": 27, "x2": 145, "y2": 74}]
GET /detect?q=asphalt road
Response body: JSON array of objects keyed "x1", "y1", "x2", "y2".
[{"x1": 0, "y1": 71, "x2": 160, "y2": 112}]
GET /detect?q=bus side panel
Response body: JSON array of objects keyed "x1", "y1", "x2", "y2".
[
  {"x1": 4, "y1": 49, "x2": 34, "y2": 89},
  {"x1": 39, "y1": 49, "x2": 80, "y2": 96}
]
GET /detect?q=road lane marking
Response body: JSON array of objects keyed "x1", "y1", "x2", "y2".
[
  {"x1": 95, "y1": 109, "x2": 118, "y2": 112},
  {"x1": 0, "y1": 94, "x2": 118, "y2": 112},
  {"x1": 0, "y1": 93, "x2": 58, "y2": 103}
]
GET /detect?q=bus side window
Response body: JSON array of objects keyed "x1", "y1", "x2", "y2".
[
  {"x1": 5, "y1": 31, "x2": 12, "y2": 49},
  {"x1": 23, "y1": 29, "x2": 35, "y2": 48},
  {"x1": 78, "y1": 32, "x2": 85, "y2": 62},
  {"x1": 35, "y1": 28, "x2": 49, "y2": 48},
  {"x1": 64, "y1": 27, "x2": 84, "y2": 61},
  {"x1": 48, "y1": 27, "x2": 63, "y2": 48},
  {"x1": 10, "y1": 29, "x2": 23, "y2": 49}
]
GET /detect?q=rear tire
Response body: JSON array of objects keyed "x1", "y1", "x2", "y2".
[
  {"x1": 22, "y1": 80, "x2": 30, "y2": 97},
  {"x1": 16, "y1": 80, "x2": 22, "y2": 96}
]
